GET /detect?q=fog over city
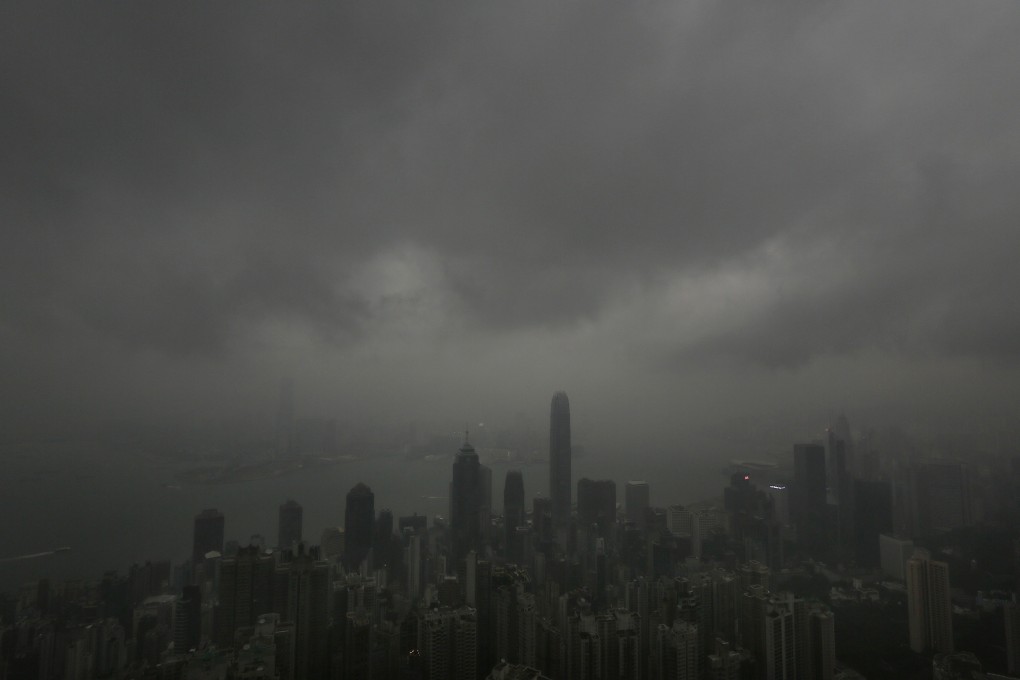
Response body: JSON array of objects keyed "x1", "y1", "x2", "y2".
[
  {"x1": 8, "y1": 4, "x2": 1020, "y2": 680},
  {"x1": 3, "y1": 2, "x2": 1020, "y2": 446}
]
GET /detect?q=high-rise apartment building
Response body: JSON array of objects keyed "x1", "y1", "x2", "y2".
[
  {"x1": 653, "y1": 620, "x2": 699, "y2": 680},
  {"x1": 344, "y1": 483, "x2": 375, "y2": 572},
  {"x1": 549, "y1": 392, "x2": 572, "y2": 531},
  {"x1": 906, "y1": 548, "x2": 953, "y2": 654},
  {"x1": 279, "y1": 545, "x2": 331, "y2": 680},
  {"x1": 278, "y1": 499, "x2": 303, "y2": 551},
  {"x1": 193, "y1": 508, "x2": 225, "y2": 565},
  {"x1": 419, "y1": 606, "x2": 478, "y2": 680},
  {"x1": 215, "y1": 545, "x2": 276, "y2": 646},
  {"x1": 809, "y1": 606, "x2": 835, "y2": 680},
  {"x1": 763, "y1": 595, "x2": 795, "y2": 680}
]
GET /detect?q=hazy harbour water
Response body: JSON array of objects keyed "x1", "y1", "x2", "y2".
[{"x1": 0, "y1": 438, "x2": 727, "y2": 592}]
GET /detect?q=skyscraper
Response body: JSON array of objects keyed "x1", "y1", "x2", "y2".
[
  {"x1": 907, "y1": 548, "x2": 953, "y2": 654},
  {"x1": 577, "y1": 478, "x2": 617, "y2": 531},
  {"x1": 549, "y1": 391, "x2": 572, "y2": 530},
  {"x1": 215, "y1": 545, "x2": 275, "y2": 646},
  {"x1": 852, "y1": 480, "x2": 892, "y2": 567},
  {"x1": 192, "y1": 508, "x2": 225, "y2": 565},
  {"x1": 451, "y1": 433, "x2": 482, "y2": 572},
  {"x1": 793, "y1": 444, "x2": 827, "y2": 554},
  {"x1": 625, "y1": 480, "x2": 650, "y2": 529},
  {"x1": 280, "y1": 544, "x2": 330, "y2": 679},
  {"x1": 504, "y1": 470, "x2": 526, "y2": 555},
  {"x1": 278, "y1": 499, "x2": 303, "y2": 551},
  {"x1": 344, "y1": 483, "x2": 375, "y2": 572}
]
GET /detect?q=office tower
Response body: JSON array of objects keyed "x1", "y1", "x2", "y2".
[
  {"x1": 879, "y1": 534, "x2": 914, "y2": 580},
  {"x1": 278, "y1": 499, "x2": 303, "y2": 551},
  {"x1": 1006, "y1": 600, "x2": 1020, "y2": 675},
  {"x1": 407, "y1": 534, "x2": 424, "y2": 601},
  {"x1": 504, "y1": 471, "x2": 526, "y2": 556},
  {"x1": 852, "y1": 480, "x2": 893, "y2": 567},
  {"x1": 549, "y1": 391, "x2": 572, "y2": 531},
  {"x1": 626, "y1": 481, "x2": 650, "y2": 529},
  {"x1": 215, "y1": 545, "x2": 276, "y2": 646},
  {"x1": 809, "y1": 606, "x2": 835, "y2": 680},
  {"x1": 276, "y1": 378, "x2": 295, "y2": 458},
  {"x1": 533, "y1": 496, "x2": 554, "y2": 548},
  {"x1": 827, "y1": 430, "x2": 853, "y2": 552},
  {"x1": 906, "y1": 548, "x2": 953, "y2": 654},
  {"x1": 373, "y1": 508, "x2": 396, "y2": 575},
  {"x1": 279, "y1": 545, "x2": 331, "y2": 679},
  {"x1": 193, "y1": 508, "x2": 225, "y2": 565},
  {"x1": 826, "y1": 428, "x2": 848, "y2": 505},
  {"x1": 345, "y1": 483, "x2": 375, "y2": 572},
  {"x1": 480, "y1": 464, "x2": 493, "y2": 539},
  {"x1": 792, "y1": 444, "x2": 827, "y2": 554},
  {"x1": 451, "y1": 433, "x2": 482, "y2": 573},
  {"x1": 577, "y1": 478, "x2": 617, "y2": 532}
]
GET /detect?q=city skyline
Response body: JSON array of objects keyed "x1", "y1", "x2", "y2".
[{"x1": 3, "y1": 2, "x2": 1020, "y2": 678}]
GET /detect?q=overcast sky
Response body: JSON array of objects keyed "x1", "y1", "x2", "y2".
[{"x1": 3, "y1": 2, "x2": 1020, "y2": 445}]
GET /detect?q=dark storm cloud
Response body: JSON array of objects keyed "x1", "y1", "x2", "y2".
[{"x1": 3, "y1": 0, "x2": 1020, "y2": 376}]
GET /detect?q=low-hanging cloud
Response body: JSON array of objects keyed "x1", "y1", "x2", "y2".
[{"x1": 3, "y1": 1, "x2": 1020, "y2": 426}]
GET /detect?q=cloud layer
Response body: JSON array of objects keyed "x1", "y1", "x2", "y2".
[{"x1": 3, "y1": 2, "x2": 1020, "y2": 429}]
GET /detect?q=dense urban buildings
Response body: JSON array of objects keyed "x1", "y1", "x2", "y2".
[{"x1": 4, "y1": 394, "x2": 1018, "y2": 680}]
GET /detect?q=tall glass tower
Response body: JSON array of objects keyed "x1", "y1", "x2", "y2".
[
  {"x1": 549, "y1": 391, "x2": 572, "y2": 529},
  {"x1": 344, "y1": 483, "x2": 375, "y2": 572},
  {"x1": 451, "y1": 433, "x2": 481, "y2": 571}
]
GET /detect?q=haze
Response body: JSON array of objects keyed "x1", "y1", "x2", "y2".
[{"x1": 4, "y1": 2, "x2": 1020, "y2": 452}]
